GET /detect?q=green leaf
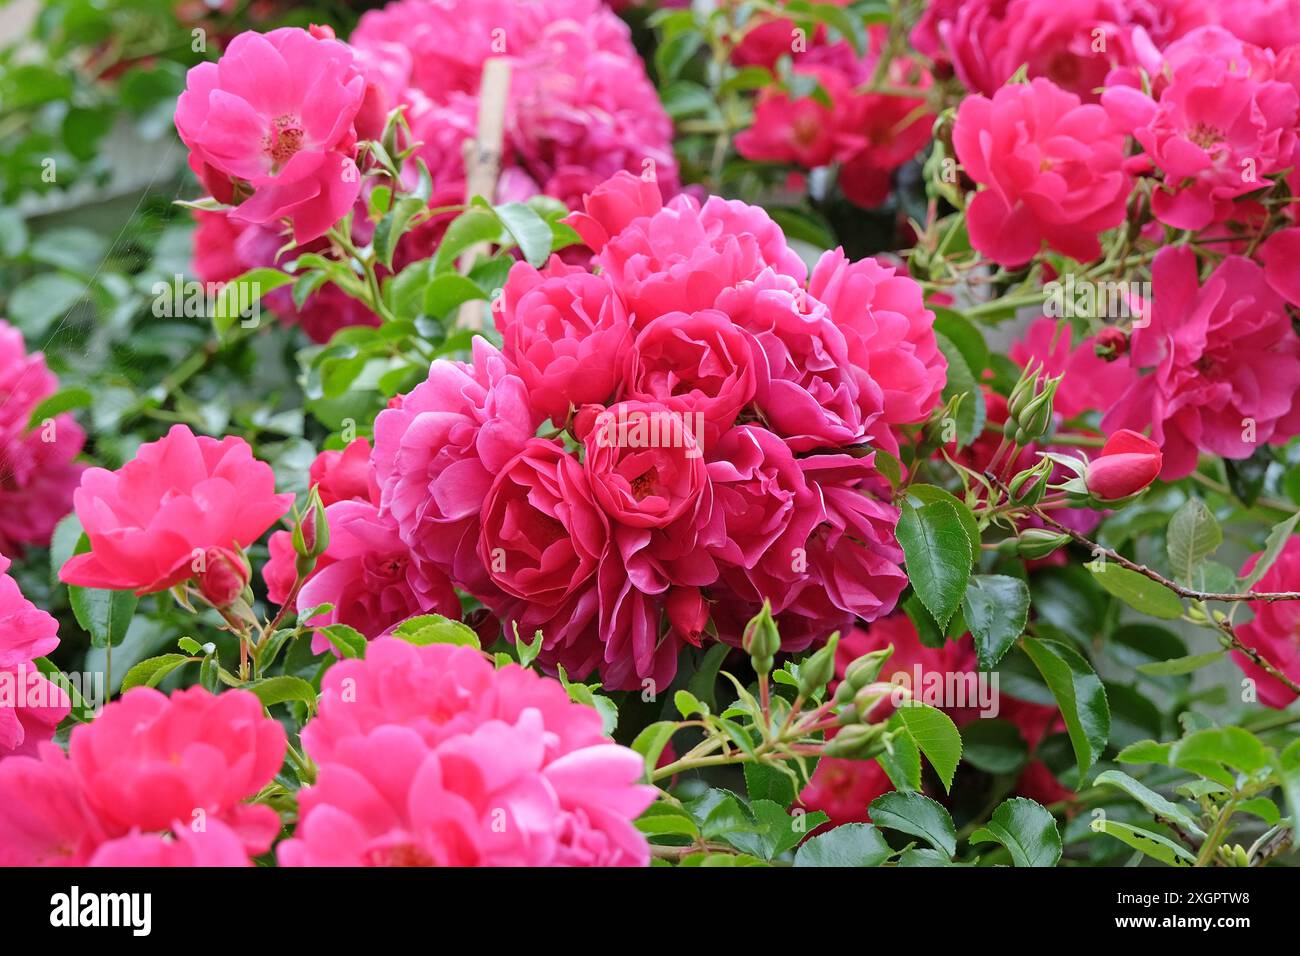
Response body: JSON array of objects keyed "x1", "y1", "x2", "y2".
[
  {"x1": 1274, "y1": 740, "x2": 1300, "y2": 833},
  {"x1": 120, "y1": 654, "x2": 192, "y2": 692},
  {"x1": 319, "y1": 623, "x2": 367, "y2": 659},
  {"x1": 1090, "y1": 819, "x2": 1193, "y2": 866},
  {"x1": 794, "y1": 823, "x2": 893, "y2": 867},
  {"x1": 744, "y1": 762, "x2": 798, "y2": 808},
  {"x1": 961, "y1": 719, "x2": 1029, "y2": 775},
  {"x1": 247, "y1": 675, "x2": 318, "y2": 714},
  {"x1": 211, "y1": 268, "x2": 294, "y2": 337},
  {"x1": 1169, "y1": 727, "x2": 1268, "y2": 788},
  {"x1": 8, "y1": 273, "x2": 85, "y2": 337},
  {"x1": 632, "y1": 721, "x2": 678, "y2": 775},
  {"x1": 494, "y1": 202, "x2": 553, "y2": 268},
  {"x1": 26, "y1": 388, "x2": 92, "y2": 431},
  {"x1": 391, "y1": 614, "x2": 480, "y2": 649},
  {"x1": 1094, "y1": 770, "x2": 1204, "y2": 835},
  {"x1": 432, "y1": 207, "x2": 502, "y2": 272},
  {"x1": 963, "y1": 574, "x2": 1030, "y2": 670},
  {"x1": 969, "y1": 797, "x2": 1061, "y2": 867},
  {"x1": 1240, "y1": 511, "x2": 1300, "y2": 591},
  {"x1": 895, "y1": 703, "x2": 963, "y2": 792},
  {"x1": 1117, "y1": 739, "x2": 1174, "y2": 765},
  {"x1": 897, "y1": 500, "x2": 972, "y2": 628},
  {"x1": 1166, "y1": 498, "x2": 1222, "y2": 584},
  {"x1": 1021, "y1": 636, "x2": 1110, "y2": 775},
  {"x1": 372, "y1": 196, "x2": 427, "y2": 269},
  {"x1": 868, "y1": 791, "x2": 957, "y2": 857},
  {"x1": 1089, "y1": 564, "x2": 1184, "y2": 619},
  {"x1": 423, "y1": 273, "x2": 487, "y2": 317},
  {"x1": 636, "y1": 804, "x2": 699, "y2": 838},
  {"x1": 654, "y1": 28, "x2": 704, "y2": 82},
  {"x1": 877, "y1": 720, "x2": 922, "y2": 792},
  {"x1": 1135, "y1": 650, "x2": 1225, "y2": 676},
  {"x1": 935, "y1": 332, "x2": 986, "y2": 447},
  {"x1": 69, "y1": 586, "x2": 138, "y2": 649},
  {"x1": 904, "y1": 485, "x2": 979, "y2": 565}
]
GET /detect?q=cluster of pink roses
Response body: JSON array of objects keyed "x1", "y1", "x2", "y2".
[
  {"x1": 733, "y1": 11, "x2": 934, "y2": 208},
  {"x1": 281, "y1": 638, "x2": 653, "y2": 866},
  {"x1": 356, "y1": 171, "x2": 943, "y2": 690},
  {"x1": 187, "y1": 1, "x2": 677, "y2": 342}
]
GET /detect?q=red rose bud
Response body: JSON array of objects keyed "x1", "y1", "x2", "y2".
[
  {"x1": 1094, "y1": 327, "x2": 1128, "y2": 360},
  {"x1": 1085, "y1": 429, "x2": 1162, "y2": 500},
  {"x1": 666, "y1": 586, "x2": 707, "y2": 647},
  {"x1": 196, "y1": 547, "x2": 249, "y2": 609},
  {"x1": 355, "y1": 81, "x2": 390, "y2": 143},
  {"x1": 308, "y1": 23, "x2": 336, "y2": 40},
  {"x1": 570, "y1": 404, "x2": 603, "y2": 442}
]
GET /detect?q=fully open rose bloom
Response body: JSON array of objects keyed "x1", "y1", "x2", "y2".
[
  {"x1": 953, "y1": 77, "x2": 1132, "y2": 267},
  {"x1": 1233, "y1": 537, "x2": 1300, "y2": 708},
  {"x1": 59, "y1": 424, "x2": 293, "y2": 595},
  {"x1": 1102, "y1": 247, "x2": 1300, "y2": 479},
  {"x1": 0, "y1": 555, "x2": 70, "y2": 760},
  {"x1": 0, "y1": 321, "x2": 85, "y2": 555},
  {"x1": 175, "y1": 27, "x2": 369, "y2": 243},
  {"x1": 279, "y1": 638, "x2": 655, "y2": 866},
  {"x1": 0, "y1": 688, "x2": 285, "y2": 866}
]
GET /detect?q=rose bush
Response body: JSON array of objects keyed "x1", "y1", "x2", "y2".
[{"x1": 0, "y1": 0, "x2": 1298, "y2": 877}]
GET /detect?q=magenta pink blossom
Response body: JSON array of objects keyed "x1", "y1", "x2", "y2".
[
  {"x1": 59, "y1": 424, "x2": 293, "y2": 595},
  {"x1": 1233, "y1": 537, "x2": 1300, "y2": 707},
  {"x1": 1103, "y1": 247, "x2": 1300, "y2": 478},
  {"x1": 953, "y1": 77, "x2": 1132, "y2": 267},
  {"x1": 0, "y1": 554, "x2": 69, "y2": 760},
  {"x1": 175, "y1": 27, "x2": 367, "y2": 243}
]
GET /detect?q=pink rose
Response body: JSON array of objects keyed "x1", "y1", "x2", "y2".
[
  {"x1": 721, "y1": 271, "x2": 881, "y2": 451},
  {"x1": 953, "y1": 77, "x2": 1132, "y2": 267},
  {"x1": 1259, "y1": 227, "x2": 1300, "y2": 307},
  {"x1": 623, "y1": 308, "x2": 759, "y2": 443},
  {"x1": 1233, "y1": 537, "x2": 1300, "y2": 707},
  {"x1": 479, "y1": 438, "x2": 607, "y2": 657},
  {"x1": 293, "y1": 500, "x2": 461, "y2": 648},
  {"x1": 1102, "y1": 28, "x2": 1299, "y2": 230},
  {"x1": 1102, "y1": 247, "x2": 1300, "y2": 478},
  {"x1": 68, "y1": 687, "x2": 285, "y2": 853},
  {"x1": 808, "y1": 250, "x2": 946, "y2": 451},
  {"x1": 309, "y1": 437, "x2": 377, "y2": 506},
  {"x1": 596, "y1": 193, "x2": 807, "y2": 322},
  {"x1": 174, "y1": 28, "x2": 367, "y2": 243},
  {"x1": 563, "y1": 169, "x2": 665, "y2": 253},
  {"x1": 0, "y1": 555, "x2": 69, "y2": 760},
  {"x1": 735, "y1": 66, "x2": 868, "y2": 169},
  {"x1": 0, "y1": 321, "x2": 86, "y2": 555},
  {"x1": 1085, "y1": 429, "x2": 1163, "y2": 499},
  {"x1": 0, "y1": 743, "x2": 105, "y2": 865},
  {"x1": 496, "y1": 258, "x2": 632, "y2": 424},
  {"x1": 280, "y1": 637, "x2": 654, "y2": 866},
  {"x1": 59, "y1": 424, "x2": 293, "y2": 595},
  {"x1": 706, "y1": 425, "x2": 824, "y2": 612},
  {"x1": 373, "y1": 339, "x2": 541, "y2": 598}
]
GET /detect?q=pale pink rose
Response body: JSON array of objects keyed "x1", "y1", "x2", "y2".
[
  {"x1": 623, "y1": 308, "x2": 759, "y2": 443},
  {"x1": 1102, "y1": 247, "x2": 1300, "y2": 478},
  {"x1": 1102, "y1": 28, "x2": 1299, "y2": 229},
  {"x1": 808, "y1": 250, "x2": 946, "y2": 450},
  {"x1": 953, "y1": 77, "x2": 1132, "y2": 266},
  {"x1": 721, "y1": 271, "x2": 881, "y2": 451},
  {"x1": 68, "y1": 687, "x2": 285, "y2": 853},
  {"x1": 496, "y1": 258, "x2": 632, "y2": 424},
  {"x1": 1233, "y1": 537, "x2": 1300, "y2": 708},
  {"x1": 59, "y1": 424, "x2": 293, "y2": 595},
  {"x1": 294, "y1": 500, "x2": 461, "y2": 648},
  {"x1": 88, "y1": 820, "x2": 253, "y2": 867},
  {"x1": 174, "y1": 28, "x2": 366, "y2": 243},
  {"x1": 281, "y1": 637, "x2": 654, "y2": 866},
  {"x1": 0, "y1": 321, "x2": 85, "y2": 555}
]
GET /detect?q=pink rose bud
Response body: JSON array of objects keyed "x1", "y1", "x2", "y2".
[
  {"x1": 666, "y1": 586, "x2": 707, "y2": 647},
  {"x1": 308, "y1": 23, "x2": 336, "y2": 40},
  {"x1": 570, "y1": 404, "x2": 604, "y2": 442},
  {"x1": 197, "y1": 548, "x2": 249, "y2": 609},
  {"x1": 1094, "y1": 327, "x2": 1128, "y2": 360},
  {"x1": 1086, "y1": 429, "x2": 1162, "y2": 500},
  {"x1": 355, "y1": 80, "x2": 389, "y2": 143}
]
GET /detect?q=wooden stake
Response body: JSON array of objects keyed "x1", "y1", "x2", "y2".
[{"x1": 457, "y1": 57, "x2": 512, "y2": 331}]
